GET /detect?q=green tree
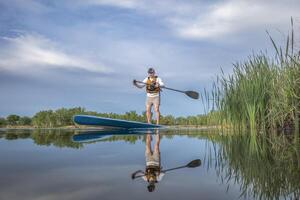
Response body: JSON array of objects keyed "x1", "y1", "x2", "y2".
[
  {"x1": 55, "y1": 108, "x2": 70, "y2": 126},
  {"x1": 187, "y1": 116, "x2": 197, "y2": 125},
  {"x1": 0, "y1": 117, "x2": 7, "y2": 127},
  {"x1": 175, "y1": 117, "x2": 187, "y2": 125},
  {"x1": 161, "y1": 115, "x2": 175, "y2": 125},
  {"x1": 6, "y1": 114, "x2": 20, "y2": 125},
  {"x1": 57, "y1": 107, "x2": 85, "y2": 126},
  {"x1": 32, "y1": 110, "x2": 56, "y2": 128},
  {"x1": 19, "y1": 116, "x2": 32, "y2": 126},
  {"x1": 124, "y1": 111, "x2": 139, "y2": 121},
  {"x1": 32, "y1": 107, "x2": 86, "y2": 128}
]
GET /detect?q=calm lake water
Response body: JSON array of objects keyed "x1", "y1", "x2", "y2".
[{"x1": 0, "y1": 129, "x2": 299, "y2": 200}]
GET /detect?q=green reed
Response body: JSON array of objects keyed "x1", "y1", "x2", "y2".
[{"x1": 208, "y1": 20, "x2": 300, "y2": 136}]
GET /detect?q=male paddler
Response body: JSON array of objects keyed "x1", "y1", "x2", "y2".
[{"x1": 133, "y1": 68, "x2": 164, "y2": 125}]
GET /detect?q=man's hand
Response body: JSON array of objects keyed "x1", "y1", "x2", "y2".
[
  {"x1": 133, "y1": 79, "x2": 143, "y2": 88},
  {"x1": 133, "y1": 79, "x2": 137, "y2": 85}
]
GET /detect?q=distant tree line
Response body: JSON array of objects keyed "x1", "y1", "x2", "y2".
[
  {"x1": 0, "y1": 115, "x2": 32, "y2": 127},
  {"x1": 0, "y1": 107, "x2": 210, "y2": 128}
]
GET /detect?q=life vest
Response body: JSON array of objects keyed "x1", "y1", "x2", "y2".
[
  {"x1": 145, "y1": 165, "x2": 160, "y2": 182},
  {"x1": 146, "y1": 76, "x2": 160, "y2": 93}
]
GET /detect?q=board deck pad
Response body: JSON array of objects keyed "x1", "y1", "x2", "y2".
[{"x1": 73, "y1": 115, "x2": 163, "y2": 129}]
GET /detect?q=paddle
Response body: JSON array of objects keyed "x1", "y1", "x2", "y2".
[
  {"x1": 134, "y1": 80, "x2": 199, "y2": 100},
  {"x1": 131, "y1": 159, "x2": 201, "y2": 179}
]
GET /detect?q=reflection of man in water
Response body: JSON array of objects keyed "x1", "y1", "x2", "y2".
[
  {"x1": 132, "y1": 130, "x2": 201, "y2": 192},
  {"x1": 131, "y1": 132, "x2": 164, "y2": 192}
]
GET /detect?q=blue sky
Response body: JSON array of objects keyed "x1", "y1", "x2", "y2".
[{"x1": 0, "y1": 0, "x2": 300, "y2": 117}]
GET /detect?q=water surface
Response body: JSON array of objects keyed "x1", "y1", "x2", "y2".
[{"x1": 0, "y1": 129, "x2": 299, "y2": 200}]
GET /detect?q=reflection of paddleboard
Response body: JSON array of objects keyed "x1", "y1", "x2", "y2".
[
  {"x1": 72, "y1": 131, "x2": 114, "y2": 143},
  {"x1": 73, "y1": 115, "x2": 163, "y2": 129},
  {"x1": 72, "y1": 129, "x2": 160, "y2": 143}
]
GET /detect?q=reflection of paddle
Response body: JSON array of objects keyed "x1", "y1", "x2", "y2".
[
  {"x1": 134, "y1": 80, "x2": 199, "y2": 100},
  {"x1": 161, "y1": 159, "x2": 201, "y2": 173},
  {"x1": 131, "y1": 159, "x2": 201, "y2": 179}
]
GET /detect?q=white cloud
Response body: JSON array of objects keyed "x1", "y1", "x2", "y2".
[
  {"x1": 81, "y1": 0, "x2": 196, "y2": 16},
  {"x1": 79, "y1": 0, "x2": 300, "y2": 40},
  {"x1": 172, "y1": 1, "x2": 300, "y2": 40},
  {"x1": 0, "y1": 33, "x2": 112, "y2": 73},
  {"x1": 85, "y1": 0, "x2": 139, "y2": 8},
  {"x1": 0, "y1": 0, "x2": 49, "y2": 13}
]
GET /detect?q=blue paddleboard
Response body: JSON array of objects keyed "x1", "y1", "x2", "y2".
[{"x1": 73, "y1": 115, "x2": 163, "y2": 129}]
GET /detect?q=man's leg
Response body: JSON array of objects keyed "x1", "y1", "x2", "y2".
[
  {"x1": 154, "y1": 133, "x2": 160, "y2": 153},
  {"x1": 146, "y1": 133, "x2": 152, "y2": 154},
  {"x1": 154, "y1": 104, "x2": 160, "y2": 125},
  {"x1": 153, "y1": 96, "x2": 161, "y2": 125},
  {"x1": 146, "y1": 104, "x2": 152, "y2": 124},
  {"x1": 153, "y1": 130, "x2": 161, "y2": 167},
  {"x1": 145, "y1": 133, "x2": 153, "y2": 171}
]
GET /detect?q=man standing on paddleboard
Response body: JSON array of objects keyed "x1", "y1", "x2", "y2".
[{"x1": 133, "y1": 68, "x2": 164, "y2": 125}]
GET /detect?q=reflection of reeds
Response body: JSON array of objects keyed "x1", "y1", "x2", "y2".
[
  {"x1": 206, "y1": 20, "x2": 300, "y2": 136},
  {"x1": 210, "y1": 134, "x2": 300, "y2": 200}
]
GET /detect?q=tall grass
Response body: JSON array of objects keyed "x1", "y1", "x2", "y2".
[{"x1": 209, "y1": 20, "x2": 300, "y2": 136}]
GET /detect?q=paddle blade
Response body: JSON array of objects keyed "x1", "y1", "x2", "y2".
[
  {"x1": 185, "y1": 91, "x2": 199, "y2": 99},
  {"x1": 186, "y1": 159, "x2": 201, "y2": 168}
]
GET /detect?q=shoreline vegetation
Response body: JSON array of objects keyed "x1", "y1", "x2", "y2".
[
  {"x1": 0, "y1": 125, "x2": 218, "y2": 130},
  {"x1": 0, "y1": 107, "x2": 212, "y2": 129}
]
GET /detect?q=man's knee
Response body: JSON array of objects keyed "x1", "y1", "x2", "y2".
[{"x1": 146, "y1": 105, "x2": 151, "y2": 112}]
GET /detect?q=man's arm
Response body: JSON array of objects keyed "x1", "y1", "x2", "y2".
[
  {"x1": 133, "y1": 79, "x2": 145, "y2": 89},
  {"x1": 157, "y1": 172, "x2": 165, "y2": 182},
  {"x1": 157, "y1": 77, "x2": 164, "y2": 87},
  {"x1": 131, "y1": 170, "x2": 145, "y2": 179}
]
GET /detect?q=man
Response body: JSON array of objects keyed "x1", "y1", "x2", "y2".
[{"x1": 133, "y1": 68, "x2": 164, "y2": 125}]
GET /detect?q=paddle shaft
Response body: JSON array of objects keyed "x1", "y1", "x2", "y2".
[
  {"x1": 134, "y1": 163, "x2": 197, "y2": 178},
  {"x1": 161, "y1": 165, "x2": 187, "y2": 173},
  {"x1": 132, "y1": 165, "x2": 187, "y2": 179},
  {"x1": 135, "y1": 80, "x2": 186, "y2": 94}
]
